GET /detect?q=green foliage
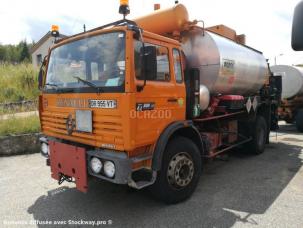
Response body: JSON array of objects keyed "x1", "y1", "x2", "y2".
[
  {"x1": 19, "y1": 41, "x2": 31, "y2": 62},
  {"x1": 0, "y1": 45, "x2": 5, "y2": 60},
  {"x1": 0, "y1": 40, "x2": 33, "y2": 63},
  {"x1": 0, "y1": 63, "x2": 39, "y2": 103},
  {"x1": 0, "y1": 115, "x2": 40, "y2": 136}
]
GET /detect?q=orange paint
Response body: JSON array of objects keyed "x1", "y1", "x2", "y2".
[{"x1": 134, "y1": 4, "x2": 189, "y2": 35}]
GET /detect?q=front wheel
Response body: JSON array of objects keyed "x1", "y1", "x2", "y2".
[{"x1": 149, "y1": 136, "x2": 202, "y2": 204}]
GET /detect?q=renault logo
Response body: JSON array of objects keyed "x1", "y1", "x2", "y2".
[{"x1": 66, "y1": 114, "x2": 76, "y2": 135}]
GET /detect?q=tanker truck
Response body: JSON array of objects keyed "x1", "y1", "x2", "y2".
[
  {"x1": 270, "y1": 65, "x2": 303, "y2": 132},
  {"x1": 37, "y1": 1, "x2": 281, "y2": 203}
]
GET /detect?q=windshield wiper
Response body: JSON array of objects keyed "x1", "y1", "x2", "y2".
[
  {"x1": 44, "y1": 83, "x2": 73, "y2": 93},
  {"x1": 45, "y1": 83, "x2": 58, "y2": 88},
  {"x1": 72, "y1": 76, "x2": 102, "y2": 93}
]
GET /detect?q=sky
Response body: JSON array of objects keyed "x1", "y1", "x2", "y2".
[{"x1": 1, "y1": 0, "x2": 303, "y2": 65}]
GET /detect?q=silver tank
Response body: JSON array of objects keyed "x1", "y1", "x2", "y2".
[
  {"x1": 270, "y1": 65, "x2": 303, "y2": 99},
  {"x1": 182, "y1": 31, "x2": 269, "y2": 108}
]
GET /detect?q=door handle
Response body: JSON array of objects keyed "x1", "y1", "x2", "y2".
[{"x1": 167, "y1": 98, "x2": 178, "y2": 103}]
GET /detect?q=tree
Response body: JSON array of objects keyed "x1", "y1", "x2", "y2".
[
  {"x1": 7, "y1": 45, "x2": 20, "y2": 63},
  {"x1": 0, "y1": 45, "x2": 6, "y2": 61},
  {"x1": 0, "y1": 40, "x2": 32, "y2": 63},
  {"x1": 19, "y1": 40, "x2": 30, "y2": 62}
]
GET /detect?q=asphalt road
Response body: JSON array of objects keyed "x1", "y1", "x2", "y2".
[{"x1": 1, "y1": 123, "x2": 303, "y2": 228}]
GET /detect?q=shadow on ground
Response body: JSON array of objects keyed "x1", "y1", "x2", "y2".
[{"x1": 28, "y1": 139, "x2": 303, "y2": 227}]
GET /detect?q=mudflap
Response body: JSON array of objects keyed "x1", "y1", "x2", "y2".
[{"x1": 49, "y1": 141, "x2": 88, "y2": 192}]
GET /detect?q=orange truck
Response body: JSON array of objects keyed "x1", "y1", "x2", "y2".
[{"x1": 38, "y1": 2, "x2": 281, "y2": 203}]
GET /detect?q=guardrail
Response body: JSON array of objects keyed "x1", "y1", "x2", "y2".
[{"x1": 0, "y1": 100, "x2": 38, "y2": 113}]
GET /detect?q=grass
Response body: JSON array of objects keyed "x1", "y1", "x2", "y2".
[
  {"x1": 0, "y1": 63, "x2": 39, "y2": 103},
  {"x1": 0, "y1": 115, "x2": 40, "y2": 136},
  {"x1": 0, "y1": 64, "x2": 41, "y2": 136}
]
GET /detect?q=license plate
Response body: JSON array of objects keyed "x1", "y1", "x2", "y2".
[{"x1": 89, "y1": 99, "x2": 117, "y2": 109}]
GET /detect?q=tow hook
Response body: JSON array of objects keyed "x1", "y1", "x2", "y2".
[
  {"x1": 46, "y1": 158, "x2": 50, "y2": 166},
  {"x1": 58, "y1": 173, "x2": 74, "y2": 185}
]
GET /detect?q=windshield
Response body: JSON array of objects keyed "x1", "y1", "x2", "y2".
[{"x1": 45, "y1": 32, "x2": 125, "y2": 92}]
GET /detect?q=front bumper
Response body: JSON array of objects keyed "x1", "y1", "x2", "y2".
[
  {"x1": 43, "y1": 138, "x2": 133, "y2": 192},
  {"x1": 41, "y1": 138, "x2": 154, "y2": 192}
]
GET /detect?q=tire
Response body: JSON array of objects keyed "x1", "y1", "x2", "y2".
[
  {"x1": 295, "y1": 109, "x2": 303, "y2": 132},
  {"x1": 248, "y1": 116, "x2": 267, "y2": 155},
  {"x1": 285, "y1": 118, "x2": 294, "y2": 124},
  {"x1": 149, "y1": 136, "x2": 202, "y2": 204}
]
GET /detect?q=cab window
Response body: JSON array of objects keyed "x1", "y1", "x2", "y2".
[
  {"x1": 134, "y1": 41, "x2": 170, "y2": 81},
  {"x1": 173, "y1": 49, "x2": 183, "y2": 83}
]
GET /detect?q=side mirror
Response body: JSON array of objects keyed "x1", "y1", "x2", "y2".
[
  {"x1": 292, "y1": 1, "x2": 303, "y2": 50},
  {"x1": 142, "y1": 46, "x2": 157, "y2": 80}
]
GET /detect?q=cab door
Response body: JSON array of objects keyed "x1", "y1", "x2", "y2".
[{"x1": 133, "y1": 39, "x2": 186, "y2": 148}]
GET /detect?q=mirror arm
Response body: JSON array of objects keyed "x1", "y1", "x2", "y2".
[
  {"x1": 137, "y1": 28, "x2": 146, "y2": 92},
  {"x1": 38, "y1": 55, "x2": 48, "y2": 90}
]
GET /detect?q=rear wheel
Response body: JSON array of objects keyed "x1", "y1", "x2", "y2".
[
  {"x1": 285, "y1": 118, "x2": 294, "y2": 124},
  {"x1": 295, "y1": 109, "x2": 303, "y2": 132},
  {"x1": 150, "y1": 136, "x2": 201, "y2": 204},
  {"x1": 248, "y1": 116, "x2": 267, "y2": 155}
]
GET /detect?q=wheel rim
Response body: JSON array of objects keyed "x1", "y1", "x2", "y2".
[{"x1": 167, "y1": 152, "x2": 194, "y2": 189}]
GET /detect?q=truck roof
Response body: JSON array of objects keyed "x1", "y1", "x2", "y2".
[{"x1": 50, "y1": 23, "x2": 180, "y2": 52}]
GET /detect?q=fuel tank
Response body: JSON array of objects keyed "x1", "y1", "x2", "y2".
[
  {"x1": 270, "y1": 65, "x2": 303, "y2": 99},
  {"x1": 182, "y1": 30, "x2": 269, "y2": 96}
]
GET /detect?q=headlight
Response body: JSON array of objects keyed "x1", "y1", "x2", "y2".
[
  {"x1": 41, "y1": 143, "x2": 49, "y2": 156},
  {"x1": 104, "y1": 161, "x2": 115, "y2": 178},
  {"x1": 90, "y1": 157, "x2": 103, "y2": 174}
]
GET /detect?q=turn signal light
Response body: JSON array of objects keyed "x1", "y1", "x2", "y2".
[
  {"x1": 51, "y1": 25, "x2": 60, "y2": 37},
  {"x1": 120, "y1": 0, "x2": 129, "y2": 5},
  {"x1": 119, "y1": 0, "x2": 130, "y2": 17},
  {"x1": 51, "y1": 25, "x2": 59, "y2": 32}
]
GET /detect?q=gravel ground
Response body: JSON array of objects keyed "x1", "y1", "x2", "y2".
[{"x1": 0, "y1": 123, "x2": 303, "y2": 228}]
